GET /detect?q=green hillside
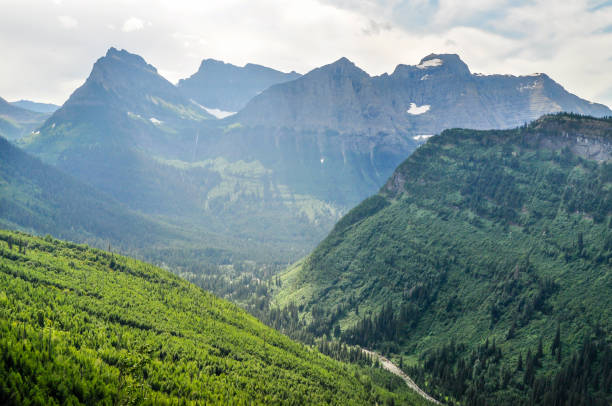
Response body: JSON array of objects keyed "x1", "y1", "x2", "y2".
[
  {"x1": 273, "y1": 114, "x2": 612, "y2": 405},
  {"x1": 0, "y1": 229, "x2": 433, "y2": 405},
  {"x1": 0, "y1": 97, "x2": 49, "y2": 141},
  {"x1": 0, "y1": 135, "x2": 176, "y2": 250}
]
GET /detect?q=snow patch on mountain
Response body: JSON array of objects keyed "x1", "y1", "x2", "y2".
[
  {"x1": 203, "y1": 107, "x2": 236, "y2": 119},
  {"x1": 416, "y1": 58, "x2": 443, "y2": 69},
  {"x1": 190, "y1": 99, "x2": 236, "y2": 119},
  {"x1": 407, "y1": 103, "x2": 430, "y2": 115}
]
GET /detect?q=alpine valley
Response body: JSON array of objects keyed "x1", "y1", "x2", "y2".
[
  {"x1": 1, "y1": 44, "x2": 611, "y2": 406},
  {"x1": 13, "y1": 48, "x2": 612, "y2": 267}
]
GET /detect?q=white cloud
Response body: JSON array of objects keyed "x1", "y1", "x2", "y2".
[
  {"x1": 122, "y1": 17, "x2": 145, "y2": 32},
  {"x1": 58, "y1": 15, "x2": 77, "y2": 29}
]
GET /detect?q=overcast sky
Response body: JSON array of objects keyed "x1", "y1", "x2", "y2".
[{"x1": 1, "y1": 0, "x2": 611, "y2": 107}]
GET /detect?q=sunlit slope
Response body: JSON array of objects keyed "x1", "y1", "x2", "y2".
[{"x1": 0, "y1": 229, "x2": 433, "y2": 405}]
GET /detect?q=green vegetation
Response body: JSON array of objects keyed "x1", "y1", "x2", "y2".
[
  {"x1": 0, "y1": 97, "x2": 48, "y2": 141},
  {"x1": 0, "y1": 229, "x2": 433, "y2": 405},
  {"x1": 0, "y1": 135, "x2": 173, "y2": 250},
  {"x1": 272, "y1": 114, "x2": 612, "y2": 404}
]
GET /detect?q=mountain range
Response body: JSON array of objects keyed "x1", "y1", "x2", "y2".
[
  {"x1": 10, "y1": 48, "x2": 612, "y2": 267},
  {"x1": 235, "y1": 53, "x2": 610, "y2": 134}
]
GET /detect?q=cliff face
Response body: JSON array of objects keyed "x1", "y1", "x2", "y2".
[{"x1": 236, "y1": 54, "x2": 611, "y2": 136}]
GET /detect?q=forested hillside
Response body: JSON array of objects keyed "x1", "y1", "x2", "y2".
[
  {"x1": 273, "y1": 114, "x2": 612, "y2": 405},
  {"x1": 0, "y1": 135, "x2": 173, "y2": 250},
  {"x1": 0, "y1": 229, "x2": 433, "y2": 405}
]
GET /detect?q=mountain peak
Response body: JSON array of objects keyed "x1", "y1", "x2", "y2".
[
  {"x1": 197, "y1": 58, "x2": 227, "y2": 71},
  {"x1": 92, "y1": 48, "x2": 158, "y2": 78},
  {"x1": 179, "y1": 58, "x2": 301, "y2": 111},
  {"x1": 317, "y1": 57, "x2": 369, "y2": 78},
  {"x1": 416, "y1": 53, "x2": 470, "y2": 75},
  {"x1": 331, "y1": 56, "x2": 356, "y2": 68}
]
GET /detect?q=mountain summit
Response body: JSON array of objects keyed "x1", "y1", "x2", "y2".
[
  {"x1": 178, "y1": 58, "x2": 300, "y2": 112},
  {"x1": 25, "y1": 47, "x2": 210, "y2": 160},
  {"x1": 411, "y1": 53, "x2": 471, "y2": 76},
  {"x1": 21, "y1": 48, "x2": 213, "y2": 213}
]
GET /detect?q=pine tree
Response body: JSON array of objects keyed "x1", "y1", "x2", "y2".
[
  {"x1": 524, "y1": 350, "x2": 535, "y2": 386},
  {"x1": 537, "y1": 337, "x2": 544, "y2": 363},
  {"x1": 552, "y1": 323, "x2": 561, "y2": 356}
]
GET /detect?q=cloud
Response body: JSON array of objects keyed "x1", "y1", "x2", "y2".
[
  {"x1": 362, "y1": 19, "x2": 392, "y2": 36},
  {"x1": 122, "y1": 17, "x2": 146, "y2": 32},
  {"x1": 57, "y1": 15, "x2": 77, "y2": 29}
]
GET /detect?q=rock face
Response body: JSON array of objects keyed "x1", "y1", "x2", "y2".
[
  {"x1": 178, "y1": 59, "x2": 300, "y2": 112},
  {"x1": 219, "y1": 53, "x2": 610, "y2": 206},
  {"x1": 236, "y1": 54, "x2": 611, "y2": 135}
]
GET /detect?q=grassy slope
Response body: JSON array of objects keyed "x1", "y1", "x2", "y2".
[
  {"x1": 274, "y1": 114, "x2": 612, "y2": 400},
  {"x1": 0, "y1": 229, "x2": 434, "y2": 405}
]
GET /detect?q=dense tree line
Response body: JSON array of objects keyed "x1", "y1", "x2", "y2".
[{"x1": 407, "y1": 328, "x2": 611, "y2": 406}]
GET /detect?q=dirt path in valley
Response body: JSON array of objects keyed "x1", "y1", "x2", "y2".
[{"x1": 361, "y1": 348, "x2": 442, "y2": 405}]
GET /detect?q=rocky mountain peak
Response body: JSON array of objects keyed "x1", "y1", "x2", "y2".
[
  {"x1": 320, "y1": 57, "x2": 369, "y2": 78},
  {"x1": 416, "y1": 53, "x2": 470, "y2": 75},
  {"x1": 196, "y1": 58, "x2": 227, "y2": 72},
  {"x1": 88, "y1": 48, "x2": 158, "y2": 86}
]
